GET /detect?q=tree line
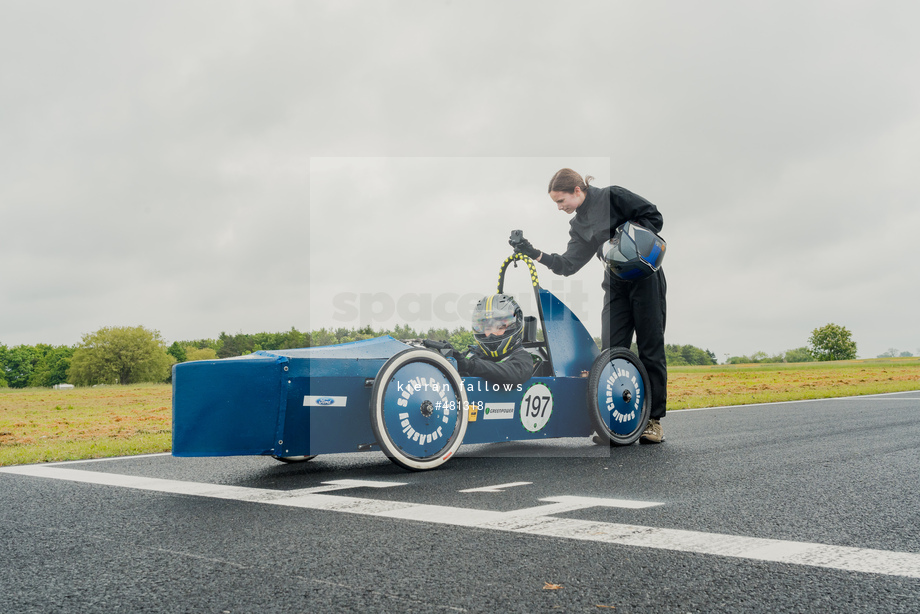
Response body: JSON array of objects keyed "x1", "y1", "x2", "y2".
[
  {"x1": 726, "y1": 323, "x2": 865, "y2": 364},
  {"x1": 725, "y1": 347, "x2": 815, "y2": 364},
  {"x1": 0, "y1": 322, "x2": 866, "y2": 389},
  {"x1": 0, "y1": 343, "x2": 75, "y2": 388},
  {"x1": 0, "y1": 325, "x2": 477, "y2": 389}
]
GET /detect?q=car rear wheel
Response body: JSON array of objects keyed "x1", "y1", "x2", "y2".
[
  {"x1": 587, "y1": 347, "x2": 650, "y2": 446},
  {"x1": 272, "y1": 455, "x2": 317, "y2": 463},
  {"x1": 370, "y1": 348, "x2": 469, "y2": 471}
]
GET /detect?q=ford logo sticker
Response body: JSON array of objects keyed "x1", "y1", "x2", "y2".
[{"x1": 303, "y1": 395, "x2": 346, "y2": 407}]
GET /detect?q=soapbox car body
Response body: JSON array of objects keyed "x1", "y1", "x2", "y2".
[{"x1": 172, "y1": 254, "x2": 651, "y2": 470}]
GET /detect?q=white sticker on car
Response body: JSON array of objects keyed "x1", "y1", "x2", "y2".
[
  {"x1": 521, "y1": 383, "x2": 553, "y2": 432},
  {"x1": 303, "y1": 396, "x2": 347, "y2": 407},
  {"x1": 482, "y1": 402, "x2": 515, "y2": 420}
]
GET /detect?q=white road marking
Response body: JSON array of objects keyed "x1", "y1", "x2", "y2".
[
  {"x1": 459, "y1": 481, "x2": 532, "y2": 493},
  {"x1": 505, "y1": 495, "x2": 662, "y2": 517},
  {"x1": 679, "y1": 391, "x2": 920, "y2": 412},
  {"x1": 43, "y1": 452, "x2": 173, "y2": 465},
  {"x1": 0, "y1": 466, "x2": 404, "y2": 502},
  {"x1": 840, "y1": 397, "x2": 920, "y2": 401},
  {"x1": 317, "y1": 479, "x2": 407, "y2": 491},
  {"x1": 4, "y1": 464, "x2": 920, "y2": 578}
]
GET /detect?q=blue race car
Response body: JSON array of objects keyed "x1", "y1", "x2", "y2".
[{"x1": 172, "y1": 253, "x2": 651, "y2": 470}]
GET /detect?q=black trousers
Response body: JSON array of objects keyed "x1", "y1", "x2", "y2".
[{"x1": 602, "y1": 268, "x2": 667, "y2": 419}]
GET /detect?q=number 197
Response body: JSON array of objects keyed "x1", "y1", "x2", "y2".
[{"x1": 524, "y1": 395, "x2": 550, "y2": 418}]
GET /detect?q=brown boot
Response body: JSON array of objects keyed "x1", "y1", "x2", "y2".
[{"x1": 639, "y1": 419, "x2": 664, "y2": 444}]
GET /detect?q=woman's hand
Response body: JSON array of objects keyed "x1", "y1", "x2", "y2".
[{"x1": 509, "y1": 233, "x2": 542, "y2": 261}]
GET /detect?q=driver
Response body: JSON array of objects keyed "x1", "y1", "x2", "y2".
[{"x1": 427, "y1": 294, "x2": 533, "y2": 385}]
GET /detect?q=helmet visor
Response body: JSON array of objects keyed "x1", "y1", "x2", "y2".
[
  {"x1": 472, "y1": 312, "x2": 516, "y2": 335},
  {"x1": 604, "y1": 234, "x2": 638, "y2": 263}
]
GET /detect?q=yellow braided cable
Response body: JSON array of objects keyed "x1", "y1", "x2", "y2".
[{"x1": 497, "y1": 253, "x2": 540, "y2": 292}]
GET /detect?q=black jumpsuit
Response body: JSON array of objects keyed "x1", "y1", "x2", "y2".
[{"x1": 539, "y1": 185, "x2": 667, "y2": 419}]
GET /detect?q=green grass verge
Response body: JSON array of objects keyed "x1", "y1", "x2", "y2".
[
  {"x1": 0, "y1": 433, "x2": 171, "y2": 466},
  {"x1": 0, "y1": 383, "x2": 171, "y2": 466},
  {"x1": 668, "y1": 357, "x2": 920, "y2": 409}
]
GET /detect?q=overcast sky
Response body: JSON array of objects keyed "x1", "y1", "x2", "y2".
[{"x1": 2, "y1": 0, "x2": 918, "y2": 361}]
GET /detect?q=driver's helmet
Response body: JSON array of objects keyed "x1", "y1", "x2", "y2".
[
  {"x1": 472, "y1": 294, "x2": 524, "y2": 358},
  {"x1": 604, "y1": 221, "x2": 667, "y2": 281}
]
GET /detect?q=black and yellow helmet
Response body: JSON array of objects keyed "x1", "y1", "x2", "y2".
[{"x1": 472, "y1": 294, "x2": 524, "y2": 358}]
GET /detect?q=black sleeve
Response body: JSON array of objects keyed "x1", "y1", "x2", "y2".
[
  {"x1": 540, "y1": 235, "x2": 596, "y2": 277},
  {"x1": 613, "y1": 187, "x2": 664, "y2": 233},
  {"x1": 459, "y1": 348, "x2": 533, "y2": 385}
]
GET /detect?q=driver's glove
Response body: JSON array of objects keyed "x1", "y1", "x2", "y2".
[
  {"x1": 422, "y1": 339, "x2": 454, "y2": 356},
  {"x1": 450, "y1": 349, "x2": 472, "y2": 373}
]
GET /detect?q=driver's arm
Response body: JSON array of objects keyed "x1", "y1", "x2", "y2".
[{"x1": 457, "y1": 348, "x2": 533, "y2": 385}]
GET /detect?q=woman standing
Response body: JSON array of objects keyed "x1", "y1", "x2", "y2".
[{"x1": 511, "y1": 168, "x2": 667, "y2": 443}]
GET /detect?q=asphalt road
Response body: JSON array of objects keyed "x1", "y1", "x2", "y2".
[{"x1": 2, "y1": 391, "x2": 919, "y2": 613}]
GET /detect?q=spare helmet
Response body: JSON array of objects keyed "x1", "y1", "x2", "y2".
[
  {"x1": 471, "y1": 294, "x2": 524, "y2": 358},
  {"x1": 604, "y1": 221, "x2": 667, "y2": 281}
]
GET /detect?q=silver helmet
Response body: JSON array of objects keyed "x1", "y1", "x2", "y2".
[{"x1": 604, "y1": 221, "x2": 666, "y2": 281}]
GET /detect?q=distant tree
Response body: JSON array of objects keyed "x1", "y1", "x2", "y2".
[
  {"x1": 0, "y1": 344, "x2": 75, "y2": 388},
  {"x1": 726, "y1": 347, "x2": 816, "y2": 364},
  {"x1": 391, "y1": 324, "x2": 419, "y2": 340},
  {"x1": 352, "y1": 326, "x2": 376, "y2": 343},
  {"x1": 183, "y1": 338, "x2": 220, "y2": 351},
  {"x1": 184, "y1": 346, "x2": 218, "y2": 361},
  {"x1": 68, "y1": 326, "x2": 174, "y2": 385},
  {"x1": 665, "y1": 345, "x2": 687, "y2": 366},
  {"x1": 216, "y1": 332, "x2": 255, "y2": 358},
  {"x1": 279, "y1": 327, "x2": 309, "y2": 349},
  {"x1": 28, "y1": 344, "x2": 75, "y2": 387},
  {"x1": 251, "y1": 329, "x2": 310, "y2": 351},
  {"x1": 311, "y1": 328, "x2": 337, "y2": 347},
  {"x1": 448, "y1": 328, "x2": 475, "y2": 350},
  {"x1": 0, "y1": 344, "x2": 8, "y2": 387},
  {"x1": 167, "y1": 341, "x2": 187, "y2": 363},
  {"x1": 784, "y1": 347, "x2": 814, "y2": 363},
  {"x1": 666, "y1": 344, "x2": 717, "y2": 366},
  {"x1": 876, "y1": 348, "x2": 914, "y2": 358},
  {"x1": 425, "y1": 327, "x2": 451, "y2": 342},
  {"x1": 727, "y1": 352, "x2": 752, "y2": 364},
  {"x1": 725, "y1": 351, "x2": 784, "y2": 364},
  {"x1": 808, "y1": 323, "x2": 857, "y2": 361},
  {"x1": 250, "y1": 332, "x2": 276, "y2": 351},
  {"x1": 2, "y1": 345, "x2": 38, "y2": 388},
  {"x1": 334, "y1": 328, "x2": 353, "y2": 344}
]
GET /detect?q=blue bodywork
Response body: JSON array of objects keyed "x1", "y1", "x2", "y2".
[{"x1": 172, "y1": 285, "x2": 601, "y2": 459}]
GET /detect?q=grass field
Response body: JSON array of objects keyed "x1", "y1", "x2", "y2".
[
  {"x1": 1, "y1": 358, "x2": 918, "y2": 467},
  {"x1": 668, "y1": 357, "x2": 920, "y2": 409},
  {"x1": 0, "y1": 384, "x2": 172, "y2": 467}
]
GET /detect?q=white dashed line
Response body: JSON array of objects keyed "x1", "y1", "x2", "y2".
[{"x1": 459, "y1": 481, "x2": 532, "y2": 493}]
